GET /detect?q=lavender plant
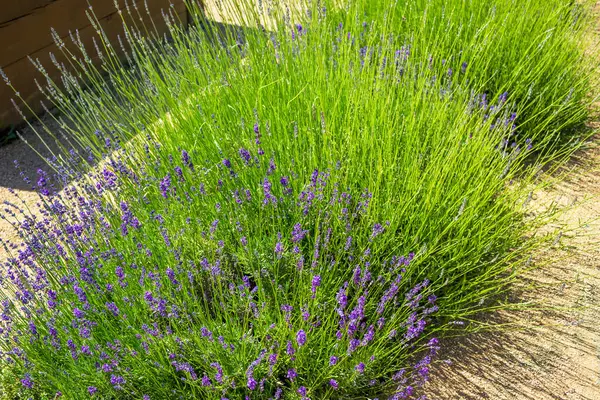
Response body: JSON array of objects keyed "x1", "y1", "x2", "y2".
[
  {"x1": 1, "y1": 95, "x2": 541, "y2": 398},
  {"x1": 1, "y1": 145, "x2": 445, "y2": 399},
  {"x1": 3, "y1": 0, "x2": 592, "y2": 163},
  {"x1": 0, "y1": 0, "x2": 595, "y2": 398}
]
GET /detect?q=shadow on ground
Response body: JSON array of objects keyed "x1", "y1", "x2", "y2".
[
  {"x1": 427, "y1": 261, "x2": 600, "y2": 400},
  {"x1": 0, "y1": 115, "x2": 63, "y2": 191}
]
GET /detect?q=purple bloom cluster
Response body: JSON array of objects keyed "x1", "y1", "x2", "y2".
[
  {"x1": 1, "y1": 129, "x2": 441, "y2": 399},
  {"x1": 160, "y1": 174, "x2": 172, "y2": 198}
]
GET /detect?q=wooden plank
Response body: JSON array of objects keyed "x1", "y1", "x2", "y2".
[
  {"x1": 0, "y1": 0, "x2": 174, "y2": 68},
  {"x1": 0, "y1": 1, "x2": 55, "y2": 25},
  {"x1": 0, "y1": 0, "x2": 187, "y2": 129}
]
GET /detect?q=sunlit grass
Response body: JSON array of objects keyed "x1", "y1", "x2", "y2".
[{"x1": 0, "y1": 0, "x2": 596, "y2": 398}]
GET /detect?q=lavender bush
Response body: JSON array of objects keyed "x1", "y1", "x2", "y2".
[
  {"x1": 0, "y1": 0, "x2": 595, "y2": 398},
  {"x1": 2, "y1": 144, "x2": 443, "y2": 399},
  {"x1": 0, "y1": 99, "x2": 539, "y2": 398}
]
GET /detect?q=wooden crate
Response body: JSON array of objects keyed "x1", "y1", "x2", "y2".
[{"x1": 0, "y1": 0, "x2": 188, "y2": 131}]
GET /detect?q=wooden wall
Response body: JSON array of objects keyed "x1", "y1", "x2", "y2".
[{"x1": 0, "y1": 0, "x2": 188, "y2": 131}]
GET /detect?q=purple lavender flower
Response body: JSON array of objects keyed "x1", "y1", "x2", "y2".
[
  {"x1": 286, "y1": 340, "x2": 295, "y2": 356},
  {"x1": 201, "y1": 327, "x2": 214, "y2": 341},
  {"x1": 336, "y1": 284, "x2": 348, "y2": 310},
  {"x1": 239, "y1": 148, "x2": 251, "y2": 163},
  {"x1": 268, "y1": 158, "x2": 276, "y2": 175},
  {"x1": 301, "y1": 307, "x2": 310, "y2": 321},
  {"x1": 311, "y1": 275, "x2": 321, "y2": 297},
  {"x1": 362, "y1": 324, "x2": 375, "y2": 346},
  {"x1": 28, "y1": 321, "x2": 38, "y2": 335},
  {"x1": 355, "y1": 362, "x2": 366, "y2": 373},
  {"x1": 106, "y1": 302, "x2": 120, "y2": 317},
  {"x1": 297, "y1": 255, "x2": 305, "y2": 270},
  {"x1": 268, "y1": 353, "x2": 278, "y2": 365},
  {"x1": 247, "y1": 376, "x2": 257, "y2": 390},
  {"x1": 181, "y1": 150, "x2": 193, "y2": 170},
  {"x1": 296, "y1": 329, "x2": 307, "y2": 346},
  {"x1": 88, "y1": 386, "x2": 98, "y2": 395},
  {"x1": 353, "y1": 266, "x2": 361, "y2": 286},
  {"x1": 281, "y1": 304, "x2": 293, "y2": 324},
  {"x1": 291, "y1": 223, "x2": 308, "y2": 243},
  {"x1": 499, "y1": 91, "x2": 508, "y2": 104},
  {"x1": 110, "y1": 374, "x2": 125, "y2": 389},
  {"x1": 377, "y1": 280, "x2": 400, "y2": 314},
  {"x1": 274, "y1": 240, "x2": 284, "y2": 258},
  {"x1": 348, "y1": 338, "x2": 361, "y2": 354},
  {"x1": 21, "y1": 374, "x2": 34, "y2": 389},
  {"x1": 222, "y1": 158, "x2": 232, "y2": 168},
  {"x1": 73, "y1": 285, "x2": 87, "y2": 303},
  {"x1": 329, "y1": 379, "x2": 339, "y2": 389},
  {"x1": 461, "y1": 62, "x2": 468, "y2": 74},
  {"x1": 329, "y1": 355, "x2": 338, "y2": 365},
  {"x1": 159, "y1": 174, "x2": 171, "y2": 198},
  {"x1": 263, "y1": 178, "x2": 277, "y2": 205},
  {"x1": 297, "y1": 386, "x2": 307, "y2": 396},
  {"x1": 103, "y1": 167, "x2": 117, "y2": 188},
  {"x1": 36, "y1": 169, "x2": 50, "y2": 196},
  {"x1": 174, "y1": 166, "x2": 183, "y2": 179},
  {"x1": 405, "y1": 318, "x2": 427, "y2": 341},
  {"x1": 371, "y1": 223, "x2": 385, "y2": 238},
  {"x1": 287, "y1": 368, "x2": 297, "y2": 381},
  {"x1": 272, "y1": 387, "x2": 282, "y2": 399},
  {"x1": 345, "y1": 236, "x2": 352, "y2": 251},
  {"x1": 211, "y1": 362, "x2": 224, "y2": 383}
]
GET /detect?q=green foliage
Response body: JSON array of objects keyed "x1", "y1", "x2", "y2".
[{"x1": 0, "y1": 0, "x2": 595, "y2": 398}]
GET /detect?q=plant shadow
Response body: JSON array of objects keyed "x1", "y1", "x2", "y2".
[
  {"x1": 0, "y1": 13, "x2": 248, "y2": 192},
  {"x1": 0, "y1": 113, "x2": 67, "y2": 191},
  {"x1": 426, "y1": 245, "x2": 600, "y2": 399}
]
